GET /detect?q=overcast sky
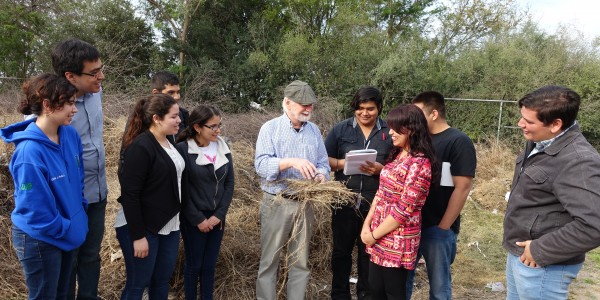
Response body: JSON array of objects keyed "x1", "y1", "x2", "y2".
[{"x1": 515, "y1": 0, "x2": 600, "y2": 40}]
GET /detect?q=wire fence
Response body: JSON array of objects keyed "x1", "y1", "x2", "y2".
[
  {"x1": 1, "y1": 76, "x2": 524, "y2": 145},
  {"x1": 445, "y1": 98, "x2": 520, "y2": 143}
]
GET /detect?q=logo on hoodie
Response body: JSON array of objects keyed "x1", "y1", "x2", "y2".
[{"x1": 20, "y1": 183, "x2": 32, "y2": 191}]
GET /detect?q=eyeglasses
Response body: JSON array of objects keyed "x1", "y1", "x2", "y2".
[
  {"x1": 81, "y1": 65, "x2": 105, "y2": 79},
  {"x1": 203, "y1": 123, "x2": 224, "y2": 131}
]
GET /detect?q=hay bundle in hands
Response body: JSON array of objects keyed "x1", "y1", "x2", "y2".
[{"x1": 282, "y1": 179, "x2": 357, "y2": 210}]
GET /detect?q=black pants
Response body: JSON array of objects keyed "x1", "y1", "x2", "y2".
[
  {"x1": 369, "y1": 262, "x2": 408, "y2": 300},
  {"x1": 331, "y1": 205, "x2": 370, "y2": 300}
]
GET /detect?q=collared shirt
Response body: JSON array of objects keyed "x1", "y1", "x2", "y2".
[
  {"x1": 528, "y1": 121, "x2": 578, "y2": 158},
  {"x1": 71, "y1": 91, "x2": 108, "y2": 203},
  {"x1": 324, "y1": 117, "x2": 393, "y2": 202},
  {"x1": 255, "y1": 113, "x2": 330, "y2": 195}
]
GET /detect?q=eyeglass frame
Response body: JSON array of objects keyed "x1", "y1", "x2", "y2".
[
  {"x1": 80, "y1": 65, "x2": 105, "y2": 79},
  {"x1": 203, "y1": 123, "x2": 224, "y2": 131}
]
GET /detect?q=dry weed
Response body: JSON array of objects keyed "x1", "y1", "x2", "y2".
[
  {"x1": 470, "y1": 140, "x2": 518, "y2": 213},
  {"x1": 0, "y1": 101, "x2": 525, "y2": 300}
]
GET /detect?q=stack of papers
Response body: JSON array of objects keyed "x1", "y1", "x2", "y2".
[{"x1": 343, "y1": 149, "x2": 377, "y2": 176}]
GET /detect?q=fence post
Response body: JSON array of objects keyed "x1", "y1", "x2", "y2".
[{"x1": 496, "y1": 101, "x2": 504, "y2": 143}]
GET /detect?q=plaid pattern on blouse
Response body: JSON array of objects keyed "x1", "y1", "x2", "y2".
[{"x1": 366, "y1": 152, "x2": 432, "y2": 269}]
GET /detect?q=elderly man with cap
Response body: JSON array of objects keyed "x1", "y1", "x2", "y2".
[{"x1": 255, "y1": 80, "x2": 331, "y2": 300}]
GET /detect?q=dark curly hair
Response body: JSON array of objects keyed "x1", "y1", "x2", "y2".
[{"x1": 18, "y1": 73, "x2": 77, "y2": 115}]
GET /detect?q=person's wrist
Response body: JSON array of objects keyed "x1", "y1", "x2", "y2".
[{"x1": 371, "y1": 231, "x2": 377, "y2": 240}]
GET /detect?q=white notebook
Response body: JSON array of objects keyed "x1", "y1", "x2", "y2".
[{"x1": 343, "y1": 149, "x2": 377, "y2": 176}]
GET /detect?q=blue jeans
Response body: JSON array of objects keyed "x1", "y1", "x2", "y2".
[
  {"x1": 506, "y1": 253, "x2": 582, "y2": 300},
  {"x1": 406, "y1": 226, "x2": 457, "y2": 300},
  {"x1": 116, "y1": 224, "x2": 180, "y2": 300},
  {"x1": 12, "y1": 225, "x2": 75, "y2": 300},
  {"x1": 69, "y1": 199, "x2": 107, "y2": 300},
  {"x1": 181, "y1": 214, "x2": 225, "y2": 300}
]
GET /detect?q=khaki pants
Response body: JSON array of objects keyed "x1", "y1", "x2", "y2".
[{"x1": 256, "y1": 193, "x2": 315, "y2": 300}]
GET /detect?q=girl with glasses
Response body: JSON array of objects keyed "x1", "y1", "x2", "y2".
[{"x1": 175, "y1": 104, "x2": 234, "y2": 300}]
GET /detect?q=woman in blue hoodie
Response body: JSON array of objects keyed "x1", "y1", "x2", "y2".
[
  {"x1": 175, "y1": 105, "x2": 234, "y2": 300},
  {"x1": 0, "y1": 73, "x2": 88, "y2": 300}
]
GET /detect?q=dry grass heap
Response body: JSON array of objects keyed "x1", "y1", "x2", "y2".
[
  {"x1": 0, "y1": 104, "x2": 359, "y2": 299},
  {"x1": 0, "y1": 91, "x2": 529, "y2": 299}
]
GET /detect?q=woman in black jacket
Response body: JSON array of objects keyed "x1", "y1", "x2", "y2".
[
  {"x1": 116, "y1": 94, "x2": 184, "y2": 300},
  {"x1": 176, "y1": 104, "x2": 234, "y2": 300}
]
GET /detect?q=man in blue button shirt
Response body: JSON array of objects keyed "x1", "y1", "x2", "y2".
[
  {"x1": 52, "y1": 39, "x2": 108, "y2": 300},
  {"x1": 255, "y1": 80, "x2": 330, "y2": 300}
]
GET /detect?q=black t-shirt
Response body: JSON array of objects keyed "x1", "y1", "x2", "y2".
[
  {"x1": 421, "y1": 127, "x2": 476, "y2": 233},
  {"x1": 324, "y1": 117, "x2": 394, "y2": 204}
]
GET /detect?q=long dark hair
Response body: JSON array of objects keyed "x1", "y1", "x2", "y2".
[
  {"x1": 18, "y1": 73, "x2": 77, "y2": 115},
  {"x1": 385, "y1": 104, "x2": 440, "y2": 184},
  {"x1": 122, "y1": 94, "x2": 177, "y2": 149},
  {"x1": 176, "y1": 104, "x2": 221, "y2": 143}
]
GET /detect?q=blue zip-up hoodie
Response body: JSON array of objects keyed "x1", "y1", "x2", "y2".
[{"x1": 1, "y1": 118, "x2": 88, "y2": 251}]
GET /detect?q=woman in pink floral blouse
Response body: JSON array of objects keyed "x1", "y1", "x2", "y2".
[{"x1": 360, "y1": 104, "x2": 439, "y2": 299}]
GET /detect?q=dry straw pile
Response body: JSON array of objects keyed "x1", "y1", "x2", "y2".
[
  {"x1": 0, "y1": 107, "x2": 359, "y2": 299},
  {"x1": 0, "y1": 90, "x2": 522, "y2": 299}
]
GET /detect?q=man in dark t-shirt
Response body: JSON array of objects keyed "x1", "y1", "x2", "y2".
[{"x1": 406, "y1": 91, "x2": 477, "y2": 300}]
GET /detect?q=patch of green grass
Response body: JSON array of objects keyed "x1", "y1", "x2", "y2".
[
  {"x1": 453, "y1": 199, "x2": 506, "y2": 288},
  {"x1": 588, "y1": 248, "x2": 600, "y2": 268},
  {"x1": 581, "y1": 278, "x2": 596, "y2": 285}
]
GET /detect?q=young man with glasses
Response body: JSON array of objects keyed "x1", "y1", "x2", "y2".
[{"x1": 51, "y1": 39, "x2": 108, "y2": 300}]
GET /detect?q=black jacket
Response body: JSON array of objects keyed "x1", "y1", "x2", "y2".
[
  {"x1": 118, "y1": 131, "x2": 181, "y2": 240},
  {"x1": 176, "y1": 137, "x2": 234, "y2": 226}
]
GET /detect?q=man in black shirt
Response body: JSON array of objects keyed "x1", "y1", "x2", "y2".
[
  {"x1": 406, "y1": 91, "x2": 477, "y2": 300},
  {"x1": 325, "y1": 87, "x2": 393, "y2": 300}
]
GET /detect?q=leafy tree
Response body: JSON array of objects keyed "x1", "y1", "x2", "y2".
[
  {"x1": 145, "y1": 0, "x2": 205, "y2": 79},
  {"x1": 92, "y1": 0, "x2": 158, "y2": 90},
  {"x1": 0, "y1": 0, "x2": 49, "y2": 78},
  {"x1": 433, "y1": 0, "x2": 524, "y2": 56},
  {"x1": 371, "y1": 0, "x2": 438, "y2": 42}
]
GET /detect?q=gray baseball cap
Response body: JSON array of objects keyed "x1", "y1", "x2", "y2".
[{"x1": 284, "y1": 80, "x2": 317, "y2": 105}]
